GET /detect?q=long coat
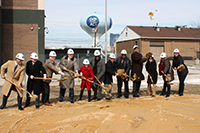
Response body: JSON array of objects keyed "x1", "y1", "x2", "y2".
[
  {"x1": 104, "y1": 60, "x2": 117, "y2": 84},
  {"x1": 78, "y1": 65, "x2": 94, "y2": 91},
  {"x1": 90, "y1": 57, "x2": 105, "y2": 82},
  {"x1": 131, "y1": 52, "x2": 145, "y2": 81},
  {"x1": 26, "y1": 60, "x2": 46, "y2": 95},
  {"x1": 59, "y1": 56, "x2": 78, "y2": 89},
  {"x1": 172, "y1": 55, "x2": 188, "y2": 76},
  {"x1": 159, "y1": 58, "x2": 174, "y2": 81},
  {"x1": 1, "y1": 60, "x2": 25, "y2": 97},
  {"x1": 43, "y1": 59, "x2": 59, "y2": 83},
  {"x1": 145, "y1": 60, "x2": 158, "y2": 84}
]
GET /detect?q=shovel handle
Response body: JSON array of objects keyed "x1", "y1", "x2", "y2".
[
  {"x1": 5, "y1": 78, "x2": 38, "y2": 98},
  {"x1": 94, "y1": 76, "x2": 112, "y2": 97},
  {"x1": 161, "y1": 71, "x2": 173, "y2": 85}
]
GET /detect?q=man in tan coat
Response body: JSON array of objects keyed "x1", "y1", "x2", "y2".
[
  {"x1": 42, "y1": 51, "x2": 64, "y2": 106},
  {"x1": 59, "y1": 49, "x2": 78, "y2": 103},
  {"x1": 0, "y1": 53, "x2": 25, "y2": 110}
]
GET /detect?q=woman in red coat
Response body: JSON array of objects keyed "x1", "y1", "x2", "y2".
[{"x1": 78, "y1": 59, "x2": 94, "y2": 102}]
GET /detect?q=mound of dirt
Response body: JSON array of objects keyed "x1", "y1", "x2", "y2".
[{"x1": 0, "y1": 84, "x2": 200, "y2": 132}]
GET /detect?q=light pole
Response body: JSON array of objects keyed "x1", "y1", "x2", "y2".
[{"x1": 105, "y1": 0, "x2": 108, "y2": 63}]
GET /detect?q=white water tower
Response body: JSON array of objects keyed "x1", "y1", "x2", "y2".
[{"x1": 80, "y1": 12, "x2": 112, "y2": 47}]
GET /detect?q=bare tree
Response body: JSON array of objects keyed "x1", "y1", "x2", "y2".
[{"x1": 190, "y1": 18, "x2": 200, "y2": 28}]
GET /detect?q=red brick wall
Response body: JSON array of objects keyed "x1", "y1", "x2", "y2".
[
  {"x1": 3, "y1": 24, "x2": 38, "y2": 63},
  {"x1": 2, "y1": 0, "x2": 38, "y2": 9}
]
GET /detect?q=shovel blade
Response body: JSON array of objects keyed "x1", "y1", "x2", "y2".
[
  {"x1": 31, "y1": 95, "x2": 38, "y2": 98},
  {"x1": 167, "y1": 82, "x2": 173, "y2": 85},
  {"x1": 106, "y1": 84, "x2": 112, "y2": 92},
  {"x1": 153, "y1": 84, "x2": 158, "y2": 89}
]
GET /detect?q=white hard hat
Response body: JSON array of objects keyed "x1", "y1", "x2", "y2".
[
  {"x1": 121, "y1": 49, "x2": 127, "y2": 55},
  {"x1": 83, "y1": 59, "x2": 90, "y2": 65},
  {"x1": 109, "y1": 53, "x2": 116, "y2": 59},
  {"x1": 16, "y1": 53, "x2": 24, "y2": 61},
  {"x1": 160, "y1": 52, "x2": 166, "y2": 58},
  {"x1": 94, "y1": 50, "x2": 101, "y2": 56},
  {"x1": 49, "y1": 51, "x2": 57, "y2": 57},
  {"x1": 67, "y1": 49, "x2": 74, "y2": 54},
  {"x1": 30, "y1": 52, "x2": 38, "y2": 59},
  {"x1": 173, "y1": 48, "x2": 180, "y2": 53},
  {"x1": 133, "y1": 45, "x2": 139, "y2": 50}
]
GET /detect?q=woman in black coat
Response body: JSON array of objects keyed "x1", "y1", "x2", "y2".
[
  {"x1": 145, "y1": 56, "x2": 158, "y2": 96},
  {"x1": 25, "y1": 53, "x2": 46, "y2": 108},
  {"x1": 172, "y1": 49, "x2": 188, "y2": 96}
]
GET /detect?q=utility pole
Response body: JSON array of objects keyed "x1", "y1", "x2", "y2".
[{"x1": 105, "y1": 0, "x2": 107, "y2": 63}]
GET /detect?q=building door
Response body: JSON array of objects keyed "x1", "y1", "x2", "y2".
[{"x1": 150, "y1": 41, "x2": 164, "y2": 61}]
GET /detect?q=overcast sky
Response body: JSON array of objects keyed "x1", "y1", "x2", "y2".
[{"x1": 45, "y1": 0, "x2": 200, "y2": 48}]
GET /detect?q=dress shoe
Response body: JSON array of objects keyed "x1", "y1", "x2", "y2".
[
  {"x1": 92, "y1": 97, "x2": 97, "y2": 100},
  {"x1": 44, "y1": 102, "x2": 52, "y2": 106},
  {"x1": 133, "y1": 95, "x2": 139, "y2": 97},
  {"x1": 70, "y1": 101, "x2": 74, "y2": 104},
  {"x1": 124, "y1": 96, "x2": 129, "y2": 99},
  {"x1": 36, "y1": 105, "x2": 40, "y2": 109},
  {"x1": 78, "y1": 99, "x2": 82, "y2": 101},
  {"x1": 179, "y1": 94, "x2": 183, "y2": 96},
  {"x1": 24, "y1": 104, "x2": 29, "y2": 108},
  {"x1": 0, "y1": 105, "x2": 5, "y2": 109},
  {"x1": 117, "y1": 95, "x2": 122, "y2": 98},
  {"x1": 106, "y1": 98, "x2": 111, "y2": 100},
  {"x1": 160, "y1": 92, "x2": 165, "y2": 96},
  {"x1": 18, "y1": 106, "x2": 24, "y2": 110},
  {"x1": 97, "y1": 98, "x2": 101, "y2": 101},
  {"x1": 165, "y1": 94, "x2": 170, "y2": 98}
]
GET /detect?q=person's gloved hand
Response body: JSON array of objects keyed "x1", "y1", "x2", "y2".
[
  {"x1": 30, "y1": 75, "x2": 34, "y2": 79},
  {"x1": 43, "y1": 74, "x2": 47, "y2": 80},
  {"x1": 17, "y1": 83, "x2": 21, "y2": 88},
  {"x1": 58, "y1": 71, "x2": 65, "y2": 76}
]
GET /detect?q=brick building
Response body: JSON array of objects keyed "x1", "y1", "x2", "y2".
[
  {"x1": 116, "y1": 26, "x2": 200, "y2": 60},
  {"x1": 0, "y1": 0, "x2": 45, "y2": 64}
]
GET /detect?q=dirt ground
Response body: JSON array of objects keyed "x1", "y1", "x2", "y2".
[{"x1": 0, "y1": 83, "x2": 200, "y2": 133}]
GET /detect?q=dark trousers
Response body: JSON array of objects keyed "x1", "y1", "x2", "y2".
[
  {"x1": 59, "y1": 88, "x2": 74, "y2": 102},
  {"x1": 1, "y1": 85, "x2": 22, "y2": 108},
  {"x1": 133, "y1": 81, "x2": 141, "y2": 96},
  {"x1": 178, "y1": 74, "x2": 187, "y2": 95},
  {"x1": 79, "y1": 88, "x2": 91, "y2": 102},
  {"x1": 92, "y1": 79, "x2": 102, "y2": 99},
  {"x1": 162, "y1": 75, "x2": 171, "y2": 95},
  {"x1": 25, "y1": 87, "x2": 40, "y2": 107},
  {"x1": 42, "y1": 82, "x2": 50, "y2": 103},
  {"x1": 117, "y1": 77, "x2": 129, "y2": 98}
]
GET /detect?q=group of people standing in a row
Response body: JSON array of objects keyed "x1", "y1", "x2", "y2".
[{"x1": 0, "y1": 45, "x2": 188, "y2": 110}]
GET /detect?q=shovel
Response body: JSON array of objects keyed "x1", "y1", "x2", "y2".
[
  {"x1": 161, "y1": 71, "x2": 173, "y2": 85},
  {"x1": 117, "y1": 69, "x2": 135, "y2": 81},
  {"x1": 94, "y1": 76, "x2": 112, "y2": 97},
  {"x1": 147, "y1": 72, "x2": 157, "y2": 89},
  {"x1": 5, "y1": 78, "x2": 38, "y2": 98},
  {"x1": 65, "y1": 68, "x2": 112, "y2": 97},
  {"x1": 33, "y1": 77, "x2": 68, "y2": 82}
]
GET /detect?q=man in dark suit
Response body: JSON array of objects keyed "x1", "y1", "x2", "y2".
[{"x1": 25, "y1": 52, "x2": 46, "y2": 108}]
